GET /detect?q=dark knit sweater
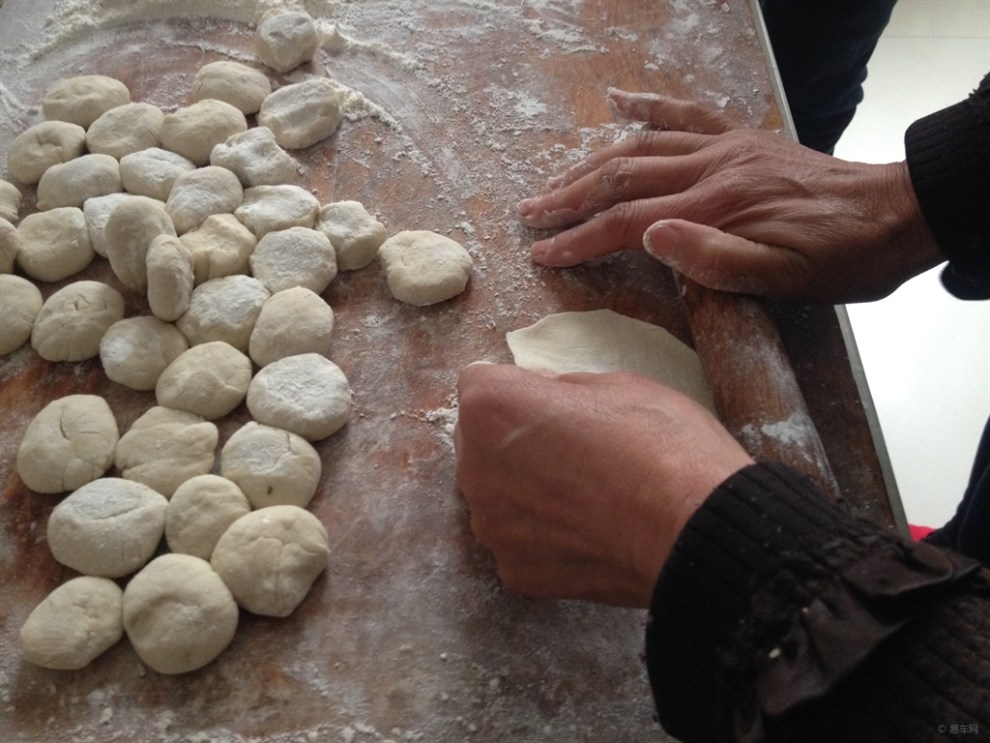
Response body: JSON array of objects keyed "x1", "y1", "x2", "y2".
[{"x1": 645, "y1": 72, "x2": 990, "y2": 742}]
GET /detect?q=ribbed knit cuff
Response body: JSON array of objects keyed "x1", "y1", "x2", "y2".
[
  {"x1": 645, "y1": 463, "x2": 981, "y2": 743},
  {"x1": 905, "y1": 73, "x2": 990, "y2": 299}
]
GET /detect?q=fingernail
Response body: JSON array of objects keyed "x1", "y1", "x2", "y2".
[
  {"x1": 546, "y1": 174, "x2": 565, "y2": 190},
  {"x1": 517, "y1": 198, "x2": 535, "y2": 216},
  {"x1": 531, "y1": 241, "x2": 548, "y2": 263},
  {"x1": 643, "y1": 220, "x2": 677, "y2": 260}
]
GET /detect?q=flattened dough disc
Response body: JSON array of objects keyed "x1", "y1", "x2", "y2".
[{"x1": 506, "y1": 309, "x2": 716, "y2": 412}]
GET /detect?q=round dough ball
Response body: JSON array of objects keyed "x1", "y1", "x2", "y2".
[
  {"x1": 234, "y1": 184, "x2": 319, "y2": 238},
  {"x1": 220, "y1": 421, "x2": 321, "y2": 509},
  {"x1": 249, "y1": 286, "x2": 333, "y2": 367},
  {"x1": 146, "y1": 234, "x2": 195, "y2": 322},
  {"x1": 160, "y1": 99, "x2": 248, "y2": 166},
  {"x1": 246, "y1": 353, "x2": 353, "y2": 441},
  {"x1": 16, "y1": 394, "x2": 119, "y2": 494},
  {"x1": 249, "y1": 226, "x2": 337, "y2": 294},
  {"x1": 165, "y1": 474, "x2": 251, "y2": 558},
  {"x1": 20, "y1": 577, "x2": 124, "y2": 670},
  {"x1": 193, "y1": 61, "x2": 271, "y2": 115},
  {"x1": 47, "y1": 478, "x2": 167, "y2": 578},
  {"x1": 155, "y1": 341, "x2": 252, "y2": 420},
  {"x1": 0, "y1": 179, "x2": 22, "y2": 223},
  {"x1": 176, "y1": 274, "x2": 270, "y2": 351},
  {"x1": 83, "y1": 193, "x2": 166, "y2": 258},
  {"x1": 36, "y1": 153, "x2": 122, "y2": 211},
  {"x1": 165, "y1": 165, "x2": 243, "y2": 235},
  {"x1": 257, "y1": 78, "x2": 343, "y2": 150},
  {"x1": 15, "y1": 207, "x2": 94, "y2": 282},
  {"x1": 210, "y1": 126, "x2": 298, "y2": 187},
  {"x1": 31, "y1": 281, "x2": 125, "y2": 362},
  {"x1": 7, "y1": 120, "x2": 87, "y2": 184},
  {"x1": 0, "y1": 274, "x2": 42, "y2": 354},
  {"x1": 104, "y1": 197, "x2": 177, "y2": 290},
  {"x1": 99, "y1": 315, "x2": 189, "y2": 391},
  {"x1": 211, "y1": 506, "x2": 329, "y2": 617},
  {"x1": 255, "y1": 10, "x2": 319, "y2": 73},
  {"x1": 118, "y1": 147, "x2": 197, "y2": 201},
  {"x1": 123, "y1": 553, "x2": 238, "y2": 674},
  {"x1": 0, "y1": 217, "x2": 18, "y2": 273},
  {"x1": 317, "y1": 200, "x2": 387, "y2": 271},
  {"x1": 179, "y1": 213, "x2": 256, "y2": 284},
  {"x1": 42, "y1": 75, "x2": 130, "y2": 128},
  {"x1": 378, "y1": 230, "x2": 473, "y2": 306},
  {"x1": 115, "y1": 406, "x2": 218, "y2": 498},
  {"x1": 85, "y1": 102, "x2": 164, "y2": 159}
]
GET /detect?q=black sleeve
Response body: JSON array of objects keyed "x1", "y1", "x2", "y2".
[
  {"x1": 905, "y1": 72, "x2": 990, "y2": 299},
  {"x1": 645, "y1": 463, "x2": 990, "y2": 743}
]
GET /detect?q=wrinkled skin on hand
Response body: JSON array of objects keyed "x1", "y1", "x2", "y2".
[
  {"x1": 518, "y1": 89, "x2": 944, "y2": 303},
  {"x1": 454, "y1": 363, "x2": 753, "y2": 608}
]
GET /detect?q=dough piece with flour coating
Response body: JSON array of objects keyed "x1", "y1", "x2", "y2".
[
  {"x1": 246, "y1": 353, "x2": 352, "y2": 441},
  {"x1": 20, "y1": 577, "x2": 124, "y2": 670},
  {"x1": 36, "y1": 154, "x2": 121, "y2": 211},
  {"x1": 179, "y1": 213, "x2": 256, "y2": 284},
  {"x1": 31, "y1": 281, "x2": 125, "y2": 362},
  {"x1": 211, "y1": 506, "x2": 329, "y2": 617},
  {"x1": 146, "y1": 234, "x2": 194, "y2": 322},
  {"x1": 193, "y1": 61, "x2": 271, "y2": 114},
  {"x1": 115, "y1": 406, "x2": 218, "y2": 497},
  {"x1": 161, "y1": 99, "x2": 247, "y2": 166},
  {"x1": 0, "y1": 275, "x2": 42, "y2": 355},
  {"x1": 0, "y1": 218, "x2": 18, "y2": 274},
  {"x1": 123, "y1": 553, "x2": 238, "y2": 674},
  {"x1": 47, "y1": 478, "x2": 167, "y2": 578},
  {"x1": 86, "y1": 102, "x2": 164, "y2": 159},
  {"x1": 258, "y1": 79, "x2": 343, "y2": 150},
  {"x1": 506, "y1": 309, "x2": 716, "y2": 411},
  {"x1": 104, "y1": 198, "x2": 176, "y2": 290},
  {"x1": 378, "y1": 230, "x2": 473, "y2": 306},
  {"x1": 176, "y1": 275, "x2": 270, "y2": 351},
  {"x1": 0, "y1": 180, "x2": 21, "y2": 223},
  {"x1": 317, "y1": 200, "x2": 386, "y2": 271},
  {"x1": 118, "y1": 148, "x2": 197, "y2": 201},
  {"x1": 210, "y1": 127, "x2": 298, "y2": 187},
  {"x1": 165, "y1": 166, "x2": 243, "y2": 235},
  {"x1": 7, "y1": 121, "x2": 87, "y2": 184},
  {"x1": 156, "y1": 341, "x2": 252, "y2": 420},
  {"x1": 16, "y1": 207, "x2": 94, "y2": 282},
  {"x1": 16, "y1": 394, "x2": 118, "y2": 494},
  {"x1": 43, "y1": 75, "x2": 130, "y2": 128},
  {"x1": 255, "y1": 10, "x2": 319, "y2": 73},
  {"x1": 234, "y1": 184, "x2": 319, "y2": 238},
  {"x1": 100, "y1": 315, "x2": 189, "y2": 391},
  {"x1": 220, "y1": 421, "x2": 321, "y2": 509},
  {"x1": 165, "y1": 475, "x2": 251, "y2": 559},
  {"x1": 249, "y1": 227, "x2": 336, "y2": 294},
  {"x1": 248, "y1": 286, "x2": 333, "y2": 367}
]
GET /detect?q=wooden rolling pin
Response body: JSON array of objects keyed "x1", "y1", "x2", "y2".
[{"x1": 677, "y1": 275, "x2": 844, "y2": 504}]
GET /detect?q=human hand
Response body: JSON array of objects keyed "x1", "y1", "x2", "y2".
[
  {"x1": 454, "y1": 363, "x2": 754, "y2": 608},
  {"x1": 517, "y1": 89, "x2": 944, "y2": 302}
]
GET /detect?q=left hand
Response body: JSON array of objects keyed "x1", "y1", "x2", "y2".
[
  {"x1": 517, "y1": 89, "x2": 942, "y2": 302},
  {"x1": 454, "y1": 363, "x2": 753, "y2": 607}
]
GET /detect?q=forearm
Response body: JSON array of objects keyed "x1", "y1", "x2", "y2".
[
  {"x1": 647, "y1": 463, "x2": 990, "y2": 742},
  {"x1": 906, "y1": 72, "x2": 990, "y2": 299}
]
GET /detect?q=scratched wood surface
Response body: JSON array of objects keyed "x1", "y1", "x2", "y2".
[{"x1": 0, "y1": 1, "x2": 894, "y2": 741}]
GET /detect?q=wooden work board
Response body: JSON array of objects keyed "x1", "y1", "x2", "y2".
[{"x1": 0, "y1": 1, "x2": 899, "y2": 741}]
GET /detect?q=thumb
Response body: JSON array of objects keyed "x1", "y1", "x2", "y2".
[{"x1": 643, "y1": 219, "x2": 803, "y2": 297}]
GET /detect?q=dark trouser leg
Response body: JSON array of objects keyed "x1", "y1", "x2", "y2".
[{"x1": 759, "y1": 0, "x2": 898, "y2": 153}]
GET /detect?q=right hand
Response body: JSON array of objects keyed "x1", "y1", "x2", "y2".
[{"x1": 518, "y1": 89, "x2": 945, "y2": 303}]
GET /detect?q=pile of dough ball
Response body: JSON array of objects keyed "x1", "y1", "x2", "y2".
[{"x1": 8, "y1": 9, "x2": 474, "y2": 676}]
